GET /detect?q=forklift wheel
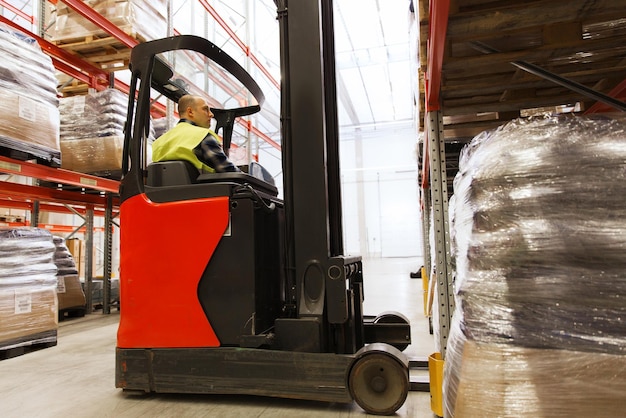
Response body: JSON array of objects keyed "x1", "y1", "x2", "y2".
[
  {"x1": 349, "y1": 349, "x2": 409, "y2": 415},
  {"x1": 374, "y1": 312, "x2": 411, "y2": 352}
]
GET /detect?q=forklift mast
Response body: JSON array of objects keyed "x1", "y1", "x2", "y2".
[
  {"x1": 276, "y1": 0, "x2": 362, "y2": 350},
  {"x1": 277, "y1": 0, "x2": 344, "y2": 258}
]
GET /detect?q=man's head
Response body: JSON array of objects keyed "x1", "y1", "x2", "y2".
[{"x1": 178, "y1": 95, "x2": 214, "y2": 129}]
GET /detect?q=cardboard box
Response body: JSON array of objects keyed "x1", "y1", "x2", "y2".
[
  {"x1": 0, "y1": 285, "x2": 58, "y2": 345},
  {"x1": 65, "y1": 238, "x2": 84, "y2": 278},
  {"x1": 60, "y1": 135, "x2": 123, "y2": 173},
  {"x1": 57, "y1": 275, "x2": 86, "y2": 310},
  {"x1": 0, "y1": 90, "x2": 60, "y2": 153},
  {"x1": 447, "y1": 339, "x2": 626, "y2": 417}
]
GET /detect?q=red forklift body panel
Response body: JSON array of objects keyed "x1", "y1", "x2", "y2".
[{"x1": 117, "y1": 193, "x2": 229, "y2": 348}]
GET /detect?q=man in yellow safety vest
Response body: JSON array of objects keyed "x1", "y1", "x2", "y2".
[{"x1": 152, "y1": 94, "x2": 239, "y2": 173}]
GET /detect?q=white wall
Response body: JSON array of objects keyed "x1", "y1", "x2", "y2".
[{"x1": 340, "y1": 123, "x2": 423, "y2": 258}]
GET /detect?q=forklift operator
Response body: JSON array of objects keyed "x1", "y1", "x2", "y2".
[{"x1": 152, "y1": 94, "x2": 240, "y2": 173}]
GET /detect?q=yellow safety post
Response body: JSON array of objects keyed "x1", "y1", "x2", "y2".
[
  {"x1": 421, "y1": 266, "x2": 429, "y2": 316},
  {"x1": 429, "y1": 352, "x2": 444, "y2": 417}
]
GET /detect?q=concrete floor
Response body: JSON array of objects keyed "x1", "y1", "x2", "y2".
[{"x1": 0, "y1": 257, "x2": 437, "y2": 417}]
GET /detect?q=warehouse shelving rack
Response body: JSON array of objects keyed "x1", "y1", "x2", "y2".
[
  {"x1": 417, "y1": 0, "x2": 626, "y2": 358},
  {"x1": 417, "y1": 2, "x2": 626, "y2": 414},
  {"x1": 0, "y1": 154, "x2": 119, "y2": 313},
  {"x1": 0, "y1": 0, "x2": 288, "y2": 316}
]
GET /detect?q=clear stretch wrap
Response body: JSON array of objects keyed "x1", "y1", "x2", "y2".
[
  {"x1": 53, "y1": 236, "x2": 78, "y2": 276},
  {"x1": 53, "y1": 236, "x2": 85, "y2": 312},
  {"x1": 59, "y1": 88, "x2": 127, "y2": 141},
  {"x1": 60, "y1": 88, "x2": 155, "y2": 174},
  {"x1": 0, "y1": 24, "x2": 60, "y2": 160},
  {"x1": 59, "y1": 89, "x2": 127, "y2": 174},
  {"x1": 0, "y1": 228, "x2": 58, "y2": 348},
  {"x1": 444, "y1": 114, "x2": 626, "y2": 417}
]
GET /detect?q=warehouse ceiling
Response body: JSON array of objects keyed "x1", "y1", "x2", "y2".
[
  {"x1": 192, "y1": 0, "x2": 416, "y2": 148},
  {"x1": 333, "y1": 0, "x2": 415, "y2": 129}
]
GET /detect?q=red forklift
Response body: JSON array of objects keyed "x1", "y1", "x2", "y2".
[{"x1": 116, "y1": 0, "x2": 418, "y2": 414}]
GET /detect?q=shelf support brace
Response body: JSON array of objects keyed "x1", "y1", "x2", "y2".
[
  {"x1": 103, "y1": 194, "x2": 114, "y2": 314},
  {"x1": 84, "y1": 206, "x2": 95, "y2": 314},
  {"x1": 427, "y1": 110, "x2": 454, "y2": 358},
  {"x1": 469, "y1": 41, "x2": 626, "y2": 112}
]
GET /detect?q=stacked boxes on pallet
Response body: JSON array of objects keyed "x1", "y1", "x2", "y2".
[
  {"x1": 53, "y1": 236, "x2": 86, "y2": 319},
  {"x1": 445, "y1": 115, "x2": 626, "y2": 417},
  {"x1": 59, "y1": 88, "x2": 127, "y2": 175},
  {"x1": 59, "y1": 88, "x2": 154, "y2": 175},
  {"x1": 48, "y1": 0, "x2": 167, "y2": 43},
  {"x1": 0, "y1": 228, "x2": 58, "y2": 353},
  {"x1": 0, "y1": 24, "x2": 60, "y2": 166}
]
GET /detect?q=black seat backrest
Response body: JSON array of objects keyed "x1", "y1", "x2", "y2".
[{"x1": 147, "y1": 161, "x2": 200, "y2": 186}]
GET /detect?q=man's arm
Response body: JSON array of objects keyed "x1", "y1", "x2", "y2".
[{"x1": 194, "y1": 134, "x2": 240, "y2": 172}]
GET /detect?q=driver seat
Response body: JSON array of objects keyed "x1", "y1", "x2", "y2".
[{"x1": 147, "y1": 161, "x2": 200, "y2": 186}]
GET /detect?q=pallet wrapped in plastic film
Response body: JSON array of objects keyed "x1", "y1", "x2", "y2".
[
  {"x1": 0, "y1": 23, "x2": 60, "y2": 165},
  {"x1": 53, "y1": 236, "x2": 86, "y2": 315},
  {"x1": 48, "y1": 0, "x2": 167, "y2": 43},
  {"x1": 0, "y1": 228, "x2": 58, "y2": 352},
  {"x1": 60, "y1": 88, "x2": 153, "y2": 175},
  {"x1": 59, "y1": 88, "x2": 125, "y2": 174},
  {"x1": 445, "y1": 114, "x2": 626, "y2": 417}
]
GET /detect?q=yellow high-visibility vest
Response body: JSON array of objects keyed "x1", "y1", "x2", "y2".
[{"x1": 152, "y1": 122, "x2": 221, "y2": 173}]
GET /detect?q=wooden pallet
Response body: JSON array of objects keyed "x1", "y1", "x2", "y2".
[
  {"x1": 53, "y1": 31, "x2": 147, "y2": 71},
  {"x1": 57, "y1": 78, "x2": 92, "y2": 97},
  {"x1": 0, "y1": 330, "x2": 57, "y2": 361},
  {"x1": 0, "y1": 143, "x2": 61, "y2": 168}
]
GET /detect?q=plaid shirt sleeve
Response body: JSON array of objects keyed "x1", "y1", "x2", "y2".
[{"x1": 193, "y1": 134, "x2": 240, "y2": 173}]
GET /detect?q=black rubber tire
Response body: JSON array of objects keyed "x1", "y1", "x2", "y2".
[{"x1": 349, "y1": 351, "x2": 409, "y2": 415}]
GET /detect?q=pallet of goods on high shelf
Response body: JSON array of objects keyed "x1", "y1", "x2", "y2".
[
  {"x1": 48, "y1": 0, "x2": 167, "y2": 71},
  {"x1": 444, "y1": 114, "x2": 626, "y2": 418},
  {"x1": 0, "y1": 24, "x2": 60, "y2": 167},
  {"x1": 53, "y1": 236, "x2": 86, "y2": 321},
  {"x1": 59, "y1": 88, "x2": 154, "y2": 178},
  {"x1": 0, "y1": 228, "x2": 58, "y2": 360}
]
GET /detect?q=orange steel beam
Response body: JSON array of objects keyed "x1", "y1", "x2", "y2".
[
  {"x1": 0, "y1": 156, "x2": 119, "y2": 193},
  {"x1": 237, "y1": 119, "x2": 281, "y2": 151},
  {"x1": 422, "y1": 0, "x2": 450, "y2": 189},
  {"x1": 0, "y1": 181, "x2": 117, "y2": 207},
  {"x1": 585, "y1": 78, "x2": 626, "y2": 114},
  {"x1": 0, "y1": 198, "x2": 114, "y2": 216},
  {"x1": 425, "y1": 0, "x2": 450, "y2": 112},
  {"x1": 199, "y1": 0, "x2": 280, "y2": 91},
  {"x1": 0, "y1": 0, "x2": 35, "y2": 24},
  {"x1": 38, "y1": 224, "x2": 106, "y2": 233}
]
